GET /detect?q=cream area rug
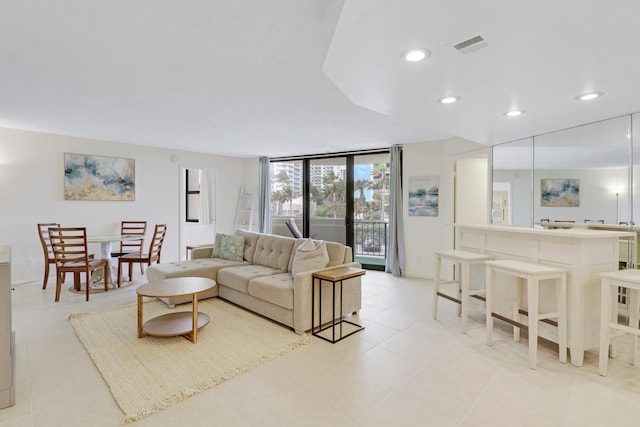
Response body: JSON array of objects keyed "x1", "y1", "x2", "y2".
[{"x1": 69, "y1": 298, "x2": 310, "y2": 424}]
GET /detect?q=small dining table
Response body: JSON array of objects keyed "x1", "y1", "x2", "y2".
[{"x1": 87, "y1": 234, "x2": 144, "y2": 287}]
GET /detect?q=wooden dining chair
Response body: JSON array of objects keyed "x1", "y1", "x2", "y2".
[
  {"x1": 117, "y1": 224, "x2": 167, "y2": 287},
  {"x1": 48, "y1": 227, "x2": 110, "y2": 302},
  {"x1": 37, "y1": 223, "x2": 59, "y2": 289},
  {"x1": 111, "y1": 221, "x2": 147, "y2": 273}
]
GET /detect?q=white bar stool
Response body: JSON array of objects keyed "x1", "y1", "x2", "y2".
[
  {"x1": 485, "y1": 259, "x2": 568, "y2": 369},
  {"x1": 599, "y1": 269, "x2": 640, "y2": 376},
  {"x1": 433, "y1": 249, "x2": 493, "y2": 333}
]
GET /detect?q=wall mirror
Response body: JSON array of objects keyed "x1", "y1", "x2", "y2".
[
  {"x1": 491, "y1": 137, "x2": 533, "y2": 227},
  {"x1": 532, "y1": 116, "x2": 631, "y2": 226},
  {"x1": 492, "y1": 115, "x2": 637, "y2": 228}
]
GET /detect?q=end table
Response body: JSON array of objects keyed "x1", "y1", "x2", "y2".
[{"x1": 312, "y1": 266, "x2": 365, "y2": 343}]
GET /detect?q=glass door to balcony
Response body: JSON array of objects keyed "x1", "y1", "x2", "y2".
[
  {"x1": 353, "y1": 153, "x2": 389, "y2": 270},
  {"x1": 270, "y1": 151, "x2": 390, "y2": 270}
]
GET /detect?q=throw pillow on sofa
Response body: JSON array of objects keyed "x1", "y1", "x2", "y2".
[
  {"x1": 211, "y1": 233, "x2": 223, "y2": 257},
  {"x1": 291, "y1": 239, "x2": 329, "y2": 275},
  {"x1": 220, "y1": 234, "x2": 245, "y2": 261}
]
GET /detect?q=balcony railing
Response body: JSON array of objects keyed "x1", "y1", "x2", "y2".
[
  {"x1": 354, "y1": 220, "x2": 387, "y2": 257},
  {"x1": 271, "y1": 218, "x2": 388, "y2": 259}
]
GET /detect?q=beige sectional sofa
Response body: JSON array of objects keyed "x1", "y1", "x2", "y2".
[{"x1": 146, "y1": 230, "x2": 362, "y2": 334}]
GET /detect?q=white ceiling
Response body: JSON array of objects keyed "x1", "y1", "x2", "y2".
[{"x1": 1, "y1": 1, "x2": 639, "y2": 158}]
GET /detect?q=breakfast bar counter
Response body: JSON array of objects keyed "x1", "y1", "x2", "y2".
[{"x1": 455, "y1": 224, "x2": 632, "y2": 366}]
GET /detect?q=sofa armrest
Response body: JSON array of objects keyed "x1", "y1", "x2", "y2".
[
  {"x1": 191, "y1": 245, "x2": 215, "y2": 259},
  {"x1": 292, "y1": 262, "x2": 361, "y2": 333}
]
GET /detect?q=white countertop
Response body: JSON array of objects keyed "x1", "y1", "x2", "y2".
[{"x1": 455, "y1": 224, "x2": 633, "y2": 239}]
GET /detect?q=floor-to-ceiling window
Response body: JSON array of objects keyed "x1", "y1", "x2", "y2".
[
  {"x1": 269, "y1": 160, "x2": 304, "y2": 237},
  {"x1": 270, "y1": 151, "x2": 389, "y2": 270},
  {"x1": 308, "y1": 157, "x2": 347, "y2": 244}
]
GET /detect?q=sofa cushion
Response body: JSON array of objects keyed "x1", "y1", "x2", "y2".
[
  {"x1": 291, "y1": 239, "x2": 329, "y2": 276},
  {"x1": 325, "y1": 241, "x2": 347, "y2": 266},
  {"x1": 248, "y1": 273, "x2": 294, "y2": 310},
  {"x1": 217, "y1": 264, "x2": 284, "y2": 294},
  {"x1": 146, "y1": 258, "x2": 248, "y2": 281},
  {"x1": 251, "y1": 234, "x2": 295, "y2": 272},
  {"x1": 220, "y1": 234, "x2": 245, "y2": 261},
  {"x1": 235, "y1": 229, "x2": 261, "y2": 262}
]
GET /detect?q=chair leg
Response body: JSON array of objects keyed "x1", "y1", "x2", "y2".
[
  {"x1": 527, "y1": 278, "x2": 539, "y2": 370},
  {"x1": 104, "y1": 264, "x2": 110, "y2": 292},
  {"x1": 460, "y1": 261, "x2": 470, "y2": 334},
  {"x1": 85, "y1": 271, "x2": 90, "y2": 301},
  {"x1": 486, "y1": 266, "x2": 494, "y2": 346},
  {"x1": 43, "y1": 262, "x2": 50, "y2": 289},
  {"x1": 128, "y1": 263, "x2": 133, "y2": 283},
  {"x1": 104, "y1": 261, "x2": 111, "y2": 291},
  {"x1": 557, "y1": 274, "x2": 568, "y2": 364},
  {"x1": 117, "y1": 259, "x2": 123, "y2": 288},
  {"x1": 629, "y1": 288, "x2": 639, "y2": 365},
  {"x1": 74, "y1": 272, "x2": 81, "y2": 291},
  {"x1": 599, "y1": 279, "x2": 613, "y2": 376},
  {"x1": 55, "y1": 272, "x2": 63, "y2": 302},
  {"x1": 432, "y1": 254, "x2": 441, "y2": 320}
]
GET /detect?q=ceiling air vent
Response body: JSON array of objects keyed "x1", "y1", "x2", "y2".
[{"x1": 453, "y1": 35, "x2": 488, "y2": 54}]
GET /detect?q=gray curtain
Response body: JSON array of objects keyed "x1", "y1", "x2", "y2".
[
  {"x1": 258, "y1": 157, "x2": 272, "y2": 234},
  {"x1": 386, "y1": 144, "x2": 405, "y2": 276}
]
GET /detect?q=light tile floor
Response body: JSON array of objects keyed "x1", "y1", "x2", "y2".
[{"x1": 2, "y1": 271, "x2": 640, "y2": 426}]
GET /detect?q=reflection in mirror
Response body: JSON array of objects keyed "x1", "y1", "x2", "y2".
[
  {"x1": 533, "y1": 116, "x2": 631, "y2": 226},
  {"x1": 633, "y1": 113, "x2": 640, "y2": 228},
  {"x1": 492, "y1": 182, "x2": 511, "y2": 224},
  {"x1": 491, "y1": 138, "x2": 533, "y2": 227}
]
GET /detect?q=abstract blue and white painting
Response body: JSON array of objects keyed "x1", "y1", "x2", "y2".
[
  {"x1": 408, "y1": 175, "x2": 439, "y2": 216},
  {"x1": 64, "y1": 153, "x2": 135, "y2": 201},
  {"x1": 540, "y1": 179, "x2": 579, "y2": 207}
]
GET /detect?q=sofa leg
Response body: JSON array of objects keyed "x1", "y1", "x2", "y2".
[
  {"x1": 294, "y1": 329, "x2": 305, "y2": 335},
  {"x1": 352, "y1": 310, "x2": 359, "y2": 315}
]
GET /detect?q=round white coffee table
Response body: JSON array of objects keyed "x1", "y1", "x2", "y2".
[{"x1": 136, "y1": 277, "x2": 216, "y2": 343}]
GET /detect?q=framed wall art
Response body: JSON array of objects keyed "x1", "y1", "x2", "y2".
[
  {"x1": 64, "y1": 153, "x2": 135, "y2": 201},
  {"x1": 408, "y1": 175, "x2": 439, "y2": 216},
  {"x1": 540, "y1": 179, "x2": 579, "y2": 207}
]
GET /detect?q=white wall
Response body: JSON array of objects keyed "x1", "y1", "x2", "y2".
[
  {"x1": 455, "y1": 156, "x2": 488, "y2": 225},
  {"x1": 0, "y1": 127, "x2": 249, "y2": 283},
  {"x1": 402, "y1": 138, "x2": 487, "y2": 278}
]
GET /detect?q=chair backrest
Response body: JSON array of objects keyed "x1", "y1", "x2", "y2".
[
  {"x1": 37, "y1": 223, "x2": 60, "y2": 262},
  {"x1": 284, "y1": 218, "x2": 303, "y2": 238},
  {"x1": 147, "y1": 224, "x2": 167, "y2": 264},
  {"x1": 48, "y1": 227, "x2": 90, "y2": 269},
  {"x1": 119, "y1": 221, "x2": 147, "y2": 253}
]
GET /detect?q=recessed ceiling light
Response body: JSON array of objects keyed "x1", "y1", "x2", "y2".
[
  {"x1": 575, "y1": 91, "x2": 604, "y2": 101},
  {"x1": 439, "y1": 96, "x2": 460, "y2": 104},
  {"x1": 504, "y1": 109, "x2": 525, "y2": 117},
  {"x1": 402, "y1": 48, "x2": 431, "y2": 62}
]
